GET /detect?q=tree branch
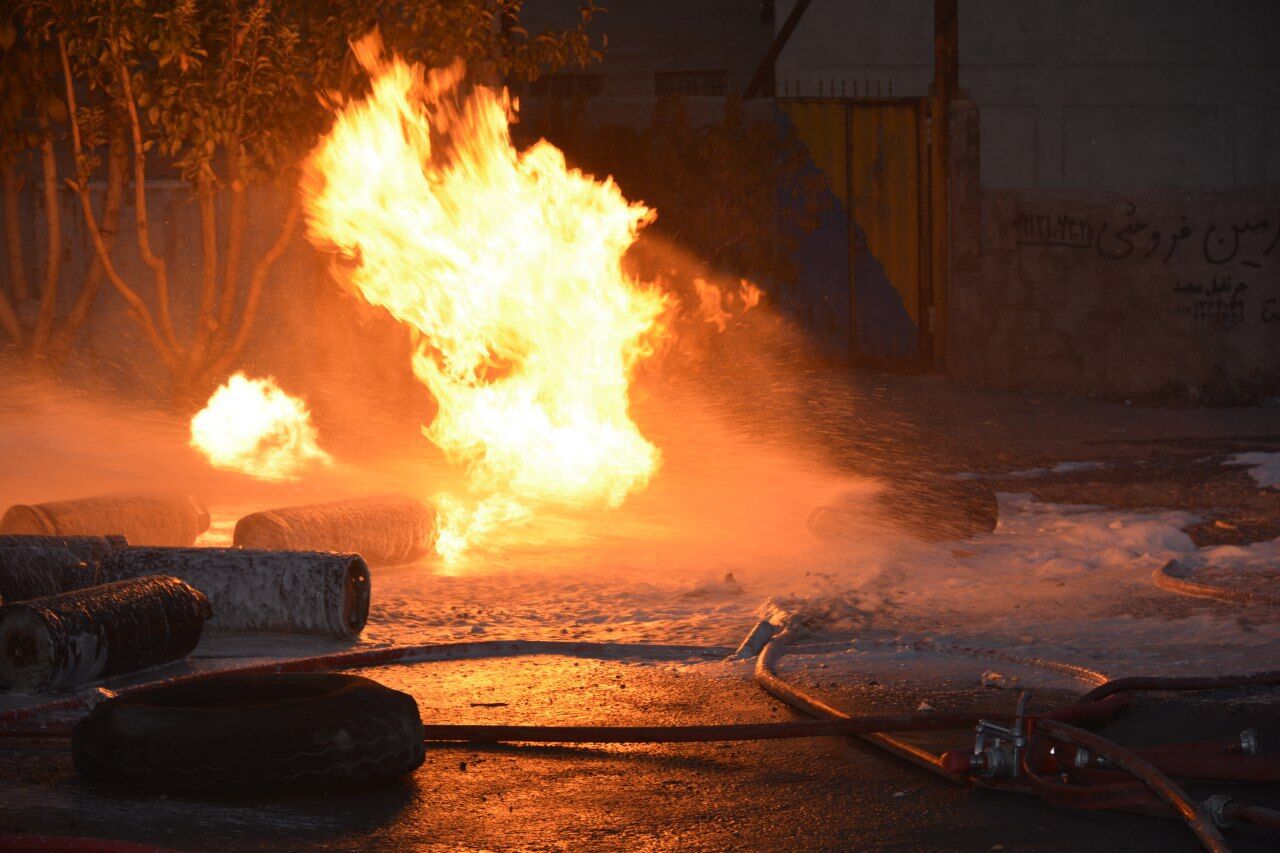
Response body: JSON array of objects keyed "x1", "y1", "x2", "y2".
[
  {"x1": 61, "y1": 32, "x2": 173, "y2": 368},
  {"x1": 51, "y1": 126, "x2": 127, "y2": 361},
  {"x1": 69, "y1": 179, "x2": 177, "y2": 369},
  {"x1": 205, "y1": 196, "x2": 299, "y2": 380},
  {"x1": 0, "y1": 269, "x2": 21, "y2": 343},
  {"x1": 215, "y1": 146, "x2": 245, "y2": 350},
  {"x1": 113, "y1": 46, "x2": 181, "y2": 355},
  {"x1": 182, "y1": 172, "x2": 220, "y2": 383},
  {"x1": 31, "y1": 105, "x2": 62, "y2": 357},
  {"x1": 1, "y1": 161, "x2": 29, "y2": 303}
]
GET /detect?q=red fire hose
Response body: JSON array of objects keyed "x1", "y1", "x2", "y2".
[
  {"x1": 1032, "y1": 719, "x2": 1230, "y2": 852},
  {"x1": 750, "y1": 626, "x2": 1280, "y2": 851}
]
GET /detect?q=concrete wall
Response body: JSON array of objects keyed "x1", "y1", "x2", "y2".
[
  {"x1": 948, "y1": 180, "x2": 1280, "y2": 403},
  {"x1": 522, "y1": 0, "x2": 772, "y2": 98},
  {"x1": 775, "y1": 0, "x2": 1280, "y2": 189}
]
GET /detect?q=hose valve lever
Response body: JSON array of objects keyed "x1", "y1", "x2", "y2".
[
  {"x1": 1237, "y1": 729, "x2": 1259, "y2": 756},
  {"x1": 970, "y1": 692, "x2": 1030, "y2": 778}
]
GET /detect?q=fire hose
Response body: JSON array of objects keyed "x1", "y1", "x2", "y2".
[
  {"x1": 1031, "y1": 719, "x2": 1229, "y2": 852},
  {"x1": 1153, "y1": 560, "x2": 1280, "y2": 608},
  {"x1": 753, "y1": 627, "x2": 1280, "y2": 850},
  {"x1": 3, "y1": 636, "x2": 1280, "y2": 851}
]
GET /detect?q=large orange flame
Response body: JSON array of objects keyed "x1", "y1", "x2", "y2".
[
  {"x1": 302, "y1": 34, "x2": 668, "y2": 561},
  {"x1": 190, "y1": 372, "x2": 332, "y2": 482}
]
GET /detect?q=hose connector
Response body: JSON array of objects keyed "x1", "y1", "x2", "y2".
[{"x1": 1201, "y1": 794, "x2": 1238, "y2": 829}]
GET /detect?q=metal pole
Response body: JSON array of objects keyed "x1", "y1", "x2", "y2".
[
  {"x1": 932, "y1": 0, "x2": 959, "y2": 99},
  {"x1": 743, "y1": 0, "x2": 817, "y2": 99}
]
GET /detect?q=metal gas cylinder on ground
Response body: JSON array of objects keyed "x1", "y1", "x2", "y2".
[
  {"x1": 233, "y1": 494, "x2": 435, "y2": 566},
  {"x1": 0, "y1": 575, "x2": 210, "y2": 692},
  {"x1": 98, "y1": 547, "x2": 370, "y2": 639},
  {"x1": 0, "y1": 534, "x2": 128, "y2": 560},
  {"x1": 0, "y1": 495, "x2": 209, "y2": 546},
  {"x1": 0, "y1": 546, "x2": 97, "y2": 604},
  {"x1": 0, "y1": 535, "x2": 129, "y2": 605}
]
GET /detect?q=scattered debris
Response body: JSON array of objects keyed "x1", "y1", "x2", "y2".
[{"x1": 980, "y1": 671, "x2": 1021, "y2": 690}]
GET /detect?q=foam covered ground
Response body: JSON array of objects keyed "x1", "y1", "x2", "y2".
[{"x1": 190, "y1": 488, "x2": 1280, "y2": 690}]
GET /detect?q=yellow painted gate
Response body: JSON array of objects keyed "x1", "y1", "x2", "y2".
[{"x1": 782, "y1": 97, "x2": 946, "y2": 367}]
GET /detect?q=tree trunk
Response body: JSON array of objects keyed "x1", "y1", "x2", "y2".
[
  {"x1": 1, "y1": 161, "x2": 28, "y2": 303},
  {"x1": 114, "y1": 51, "x2": 180, "y2": 357},
  {"x1": 60, "y1": 35, "x2": 175, "y2": 371},
  {"x1": 176, "y1": 179, "x2": 221, "y2": 404},
  {"x1": 202, "y1": 198, "x2": 300, "y2": 385},
  {"x1": 214, "y1": 150, "x2": 246, "y2": 352},
  {"x1": 0, "y1": 277, "x2": 20, "y2": 343},
  {"x1": 48, "y1": 126, "x2": 128, "y2": 364},
  {"x1": 31, "y1": 108, "x2": 62, "y2": 358}
]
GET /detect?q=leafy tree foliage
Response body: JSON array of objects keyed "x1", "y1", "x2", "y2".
[{"x1": 4, "y1": 0, "x2": 601, "y2": 402}]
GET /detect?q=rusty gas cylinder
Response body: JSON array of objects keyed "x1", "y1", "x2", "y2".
[
  {"x1": 233, "y1": 494, "x2": 435, "y2": 566},
  {"x1": 0, "y1": 535, "x2": 129, "y2": 605},
  {"x1": 0, "y1": 575, "x2": 210, "y2": 693},
  {"x1": 0, "y1": 495, "x2": 209, "y2": 547},
  {"x1": 99, "y1": 547, "x2": 370, "y2": 639},
  {"x1": 0, "y1": 546, "x2": 97, "y2": 605},
  {"x1": 0, "y1": 534, "x2": 128, "y2": 560}
]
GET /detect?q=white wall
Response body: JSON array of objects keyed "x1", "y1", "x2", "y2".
[{"x1": 775, "y1": 0, "x2": 1280, "y2": 189}]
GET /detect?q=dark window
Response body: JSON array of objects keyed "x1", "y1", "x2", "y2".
[
  {"x1": 654, "y1": 70, "x2": 729, "y2": 97},
  {"x1": 528, "y1": 73, "x2": 604, "y2": 99}
]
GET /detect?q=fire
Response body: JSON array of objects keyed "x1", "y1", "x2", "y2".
[
  {"x1": 190, "y1": 373, "x2": 332, "y2": 482},
  {"x1": 302, "y1": 34, "x2": 668, "y2": 560},
  {"x1": 693, "y1": 278, "x2": 763, "y2": 332}
]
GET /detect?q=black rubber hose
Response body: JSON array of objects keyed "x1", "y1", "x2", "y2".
[
  {"x1": 421, "y1": 712, "x2": 998, "y2": 744},
  {"x1": 1036, "y1": 719, "x2": 1230, "y2": 853},
  {"x1": 1080, "y1": 670, "x2": 1280, "y2": 704}
]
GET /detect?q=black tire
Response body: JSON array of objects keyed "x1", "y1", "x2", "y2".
[{"x1": 72, "y1": 672, "x2": 425, "y2": 794}]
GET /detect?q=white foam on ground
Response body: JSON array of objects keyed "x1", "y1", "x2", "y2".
[
  {"x1": 345, "y1": 491, "x2": 1280, "y2": 684},
  {"x1": 1225, "y1": 451, "x2": 1280, "y2": 490},
  {"x1": 2, "y1": 492, "x2": 1274, "y2": 714}
]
